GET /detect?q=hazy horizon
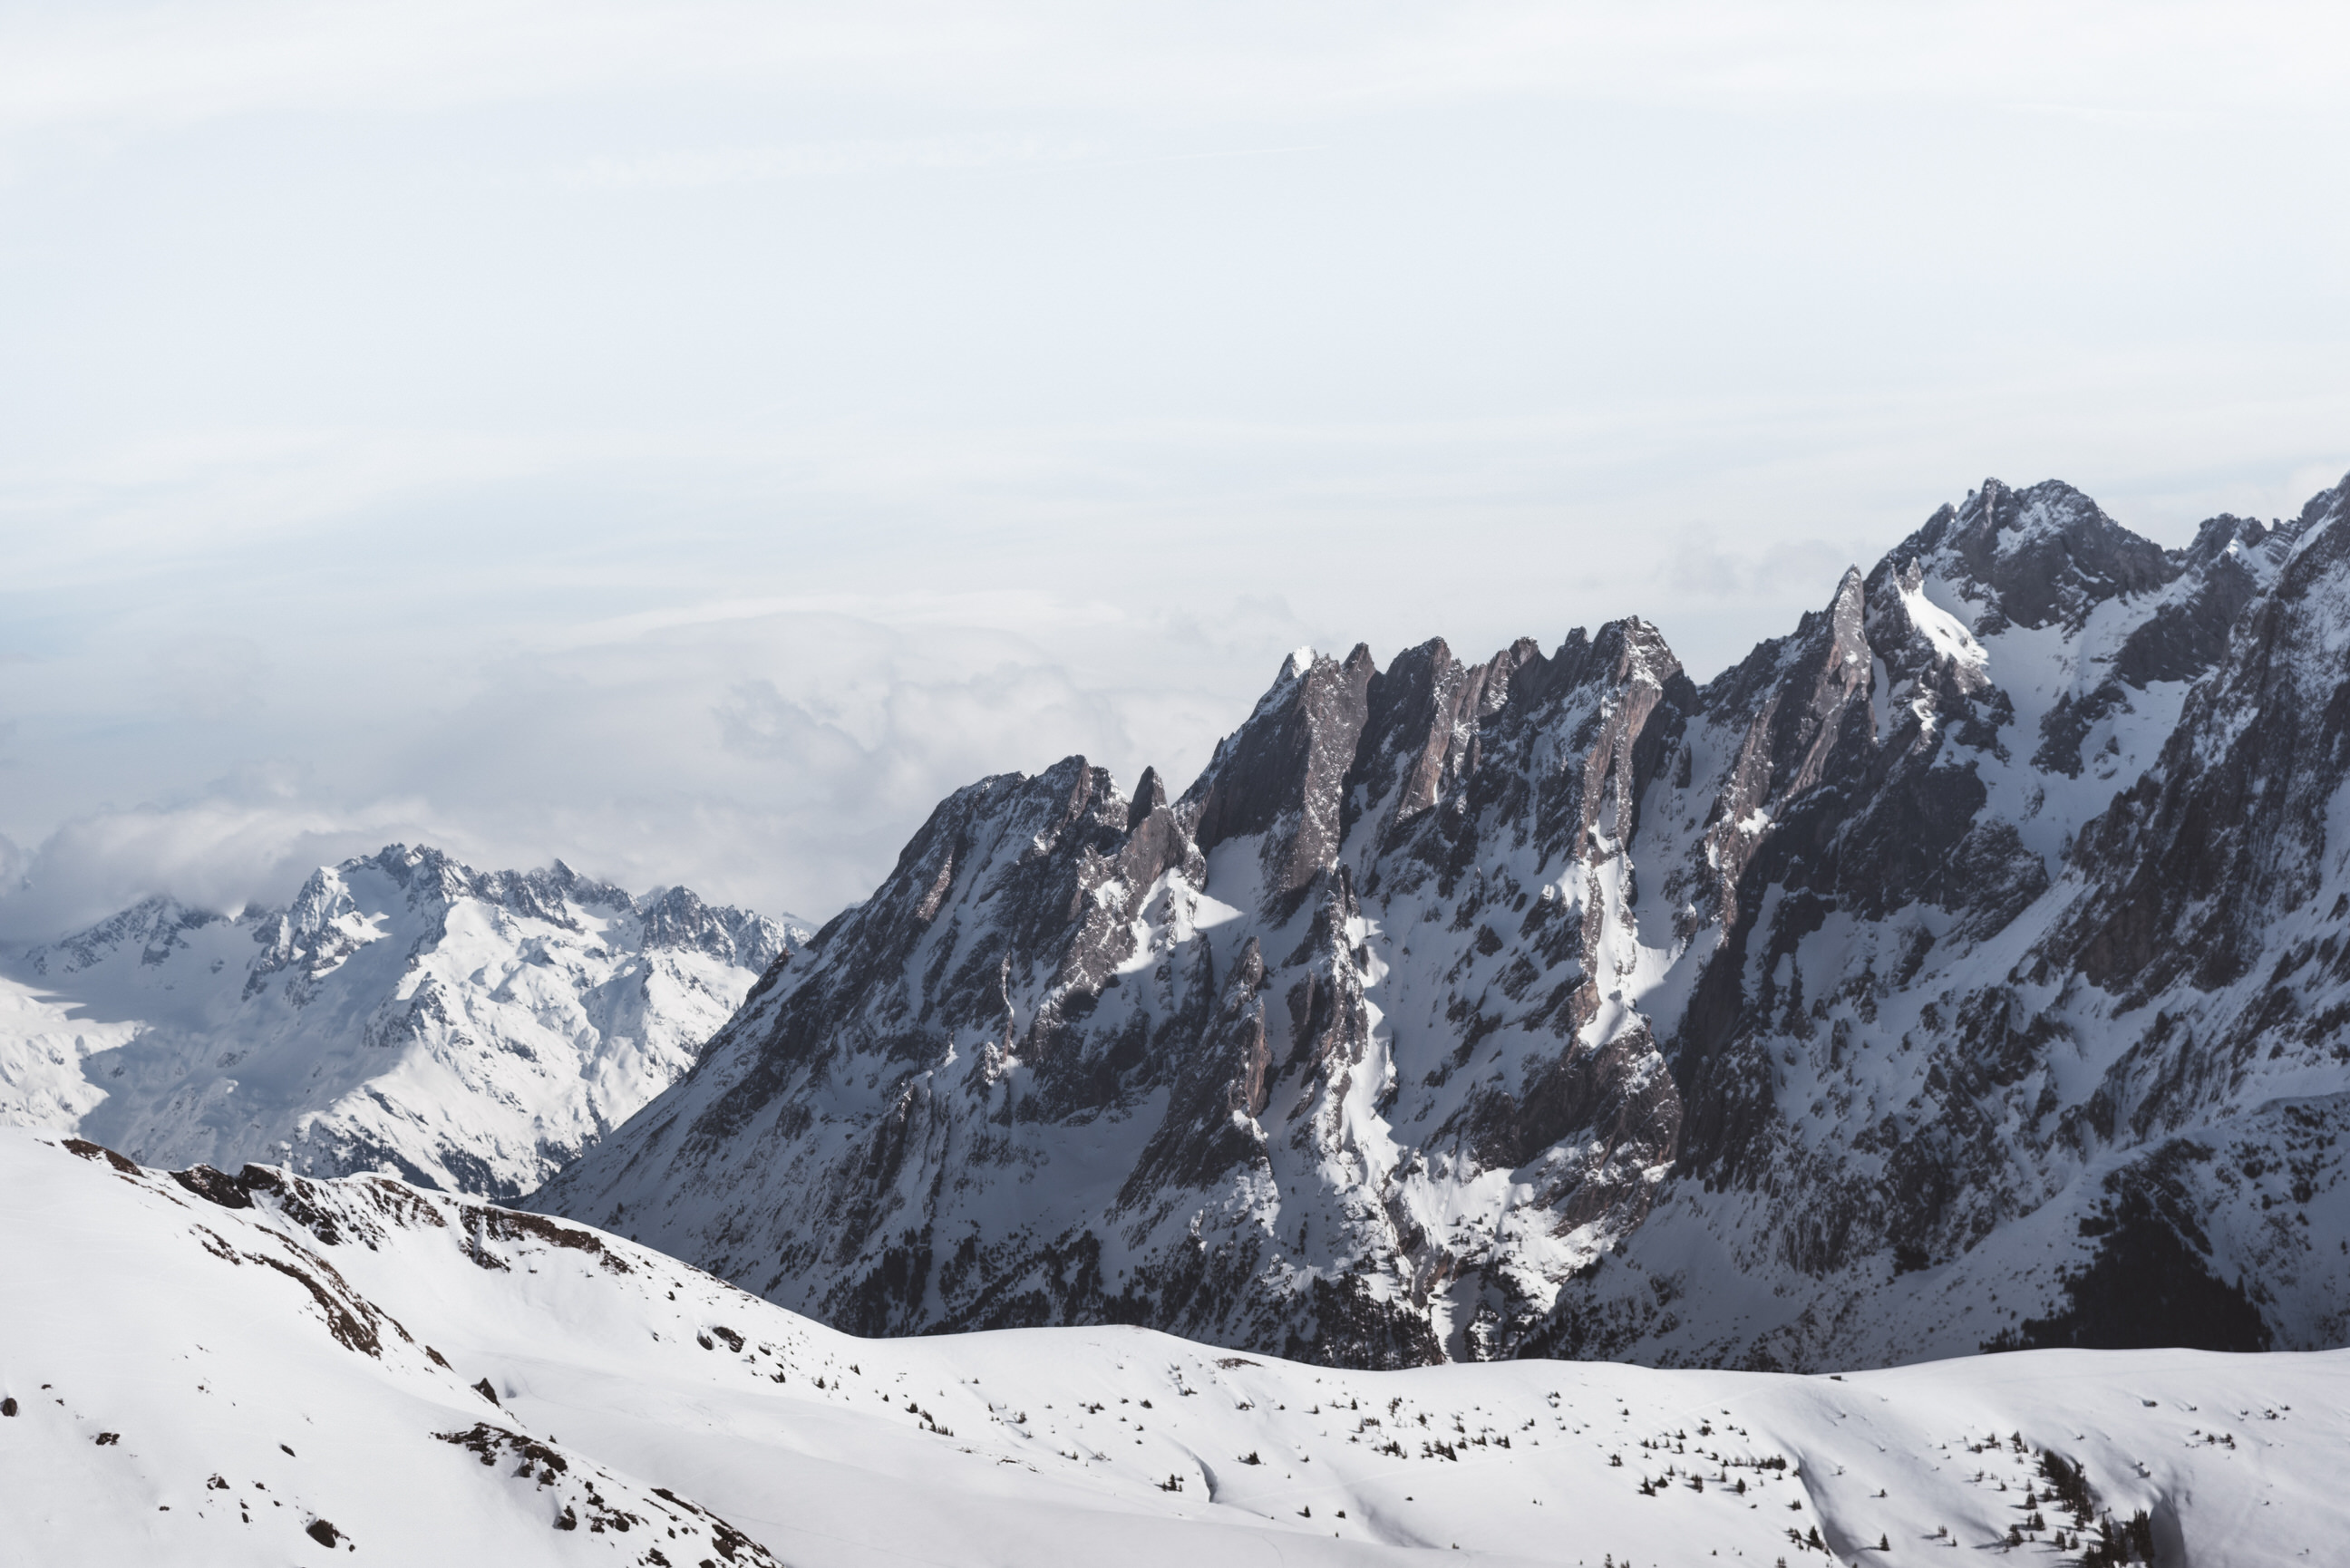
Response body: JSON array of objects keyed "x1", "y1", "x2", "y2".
[{"x1": 5, "y1": 1, "x2": 2347, "y2": 937}]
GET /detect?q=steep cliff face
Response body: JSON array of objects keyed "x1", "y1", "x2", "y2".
[
  {"x1": 0, "y1": 844, "x2": 800, "y2": 1198},
  {"x1": 536, "y1": 624, "x2": 1699, "y2": 1365},
  {"x1": 540, "y1": 473, "x2": 2350, "y2": 1370},
  {"x1": 1538, "y1": 478, "x2": 2347, "y2": 1370}
]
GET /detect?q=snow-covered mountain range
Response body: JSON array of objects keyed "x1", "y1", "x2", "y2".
[
  {"x1": 0, "y1": 845, "x2": 801, "y2": 1198},
  {"x1": 11, "y1": 1128, "x2": 2341, "y2": 1566},
  {"x1": 535, "y1": 471, "x2": 2350, "y2": 1372}
]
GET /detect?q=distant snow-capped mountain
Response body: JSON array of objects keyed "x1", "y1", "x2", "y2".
[
  {"x1": 0, "y1": 844, "x2": 804, "y2": 1197},
  {"x1": 535, "y1": 470, "x2": 2350, "y2": 1371}
]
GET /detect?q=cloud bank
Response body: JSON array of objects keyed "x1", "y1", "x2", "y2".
[{"x1": 2, "y1": 1, "x2": 2345, "y2": 940}]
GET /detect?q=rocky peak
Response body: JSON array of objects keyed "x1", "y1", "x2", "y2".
[
  {"x1": 1555, "y1": 618, "x2": 1691, "y2": 844},
  {"x1": 543, "y1": 856, "x2": 615, "y2": 896},
  {"x1": 1180, "y1": 644, "x2": 1379, "y2": 918},
  {"x1": 1126, "y1": 765, "x2": 1169, "y2": 828},
  {"x1": 26, "y1": 896, "x2": 222, "y2": 976},
  {"x1": 2063, "y1": 473, "x2": 2350, "y2": 996},
  {"x1": 1511, "y1": 617, "x2": 1684, "y2": 712},
  {"x1": 2099, "y1": 517, "x2": 2292, "y2": 693},
  {"x1": 5, "y1": 846, "x2": 794, "y2": 1201},
  {"x1": 640, "y1": 885, "x2": 789, "y2": 972},
  {"x1": 1891, "y1": 478, "x2": 2177, "y2": 634},
  {"x1": 247, "y1": 866, "x2": 375, "y2": 991},
  {"x1": 536, "y1": 469, "x2": 2350, "y2": 1378},
  {"x1": 1689, "y1": 573, "x2": 1880, "y2": 931},
  {"x1": 1342, "y1": 637, "x2": 1508, "y2": 855},
  {"x1": 364, "y1": 842, "x2": 480, "y2": 907},
  {"x1": 2288, "y1": 470, "x2": 2350, "y2": 537},
  {"x1": 682, "y1": 760, "x2": 1152, "y2": 1131},
  {"x1": 2178, "y1": 513, "x2": 2272, "y2": 571},
  {"x1": 1356, "y1": 617, "x2": 1693, "y2": 912}
]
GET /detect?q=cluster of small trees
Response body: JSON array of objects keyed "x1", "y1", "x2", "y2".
[
  {"x1": 2078, "y1": 1510, "x2": 2157, "y2": 1566},
  {"x1": 2036, "y1": 1451, "x2": 2097, "y2": 1525},
  {"x1": 2037, "y1": 1448, "x2": 2156, "y2": 1563}
]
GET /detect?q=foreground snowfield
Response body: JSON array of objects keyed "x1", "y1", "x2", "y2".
[{"x1": 2, "y1": 1129, "x2": 2340, "y2": 1566}]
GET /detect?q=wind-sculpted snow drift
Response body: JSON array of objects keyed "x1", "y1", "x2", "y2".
[
  {"x1": 0, "y1": 844, "x2": 801, "y2": 1198},
  {"x1": 10, "y1": 1128, "x2": 2348, "y2": 1566},
  {"x1": 535, "y1": 472, "x2": 2350, "y2": 1373}
]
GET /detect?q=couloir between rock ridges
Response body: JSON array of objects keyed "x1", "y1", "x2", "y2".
[{"x1": 536, "y1": 473, "x2": 2350, "y2": 1372}]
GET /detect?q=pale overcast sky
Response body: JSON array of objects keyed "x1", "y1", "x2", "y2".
[{"x1": 3, "y1": 1, "x2": 2347, "y2": 934}]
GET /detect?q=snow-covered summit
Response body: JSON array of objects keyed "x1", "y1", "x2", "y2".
[
  {"x1": 0, "y1": 843, "x2": 806, "y2": 1198},
  {"x1": 531, "y1": 470, "x2": 2350, "y2": 1374}
]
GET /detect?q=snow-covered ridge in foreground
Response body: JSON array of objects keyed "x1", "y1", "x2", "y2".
[
  {"x1": 0, "y1": 844, "x2": 804, "y2": 1199},
  {"x1": 5, "y1": 1130, "x2": 2341, "y2": 1567}
]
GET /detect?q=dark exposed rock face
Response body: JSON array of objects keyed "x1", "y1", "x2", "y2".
[
  {"x1": 539, "y1": 471, "x2": 2350, "y2": 1371},
  {"x1": 2063, "y1": 490, "x2": 2350, "y2": 998},
  {"x1": 1188, "y1": 644, "x2": 1380, "y2": 917}
]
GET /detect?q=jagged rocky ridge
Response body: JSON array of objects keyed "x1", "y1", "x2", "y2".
[
  {"x1": 539, "y1": 473, "x2": 2350, "y2": 1371},
  {"x1": 0, "y1": 844, "x2": 801, "y2": 1198}
]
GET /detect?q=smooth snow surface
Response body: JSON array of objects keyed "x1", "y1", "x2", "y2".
[{"x1": 4, "y1": 1129, "x2": 2341, "y2": 1567}]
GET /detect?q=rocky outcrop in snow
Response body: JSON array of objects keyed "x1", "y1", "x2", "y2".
[
  {"x1": 0, "y1": 844, "x2": 803, "y2": 1198},
  {"x1": 539, "y1": 472, "x2": 2350, "y2": 1371}
]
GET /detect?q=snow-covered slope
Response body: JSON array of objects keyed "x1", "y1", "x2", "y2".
[
  {"x1": 8, "y1": 1128, "x2": 2342, "y2": 1566},
  {"x1": 0, "y1": 845, "x2": 802, "y2": 1198},
  {"x1": 535, "y1": 470, "x2": 2350, "y2": 1371}
]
